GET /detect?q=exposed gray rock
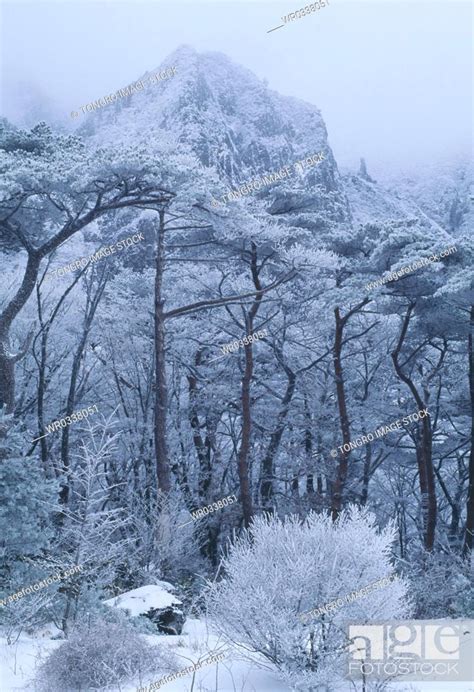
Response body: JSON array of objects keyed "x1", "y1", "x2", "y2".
[
  {"x1": 103, "y1": 582, "x2": 186, "y2": 635},
  {"x1": 144, "y1": 604, "x2": 185, "y2": 635}
]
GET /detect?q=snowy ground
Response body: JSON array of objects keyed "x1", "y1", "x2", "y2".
[
  {"x1": 1, "y1": 617, "x2": 472, "y2": 691},
  {"x1": 0, "y1": 617, "x2": 290, "y2": 692}
]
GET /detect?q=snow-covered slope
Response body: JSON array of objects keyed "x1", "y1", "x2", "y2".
[
  {"x1": 79, "y1": 45, "x2": 351, "y2": 229},
  {"x1": 77, "y1": 45, "x2": 462, "y2": 238},
  {"x1": 342, "y1": 171, "x2": 446, "y2": 231},
  {"x1": 383, "y1": 159, "x2": 474, "y2": 236}
]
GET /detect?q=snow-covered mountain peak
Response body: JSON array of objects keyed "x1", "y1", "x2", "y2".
[{"x1": 81, "y1": 46, "x2": 334, "y2": 188}]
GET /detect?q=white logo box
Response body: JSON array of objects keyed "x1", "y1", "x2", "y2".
[{"x1": 347, "y1": 620, "x2": 473, "y2": 682}]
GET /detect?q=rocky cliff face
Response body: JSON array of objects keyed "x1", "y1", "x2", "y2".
[
  {"x1": 80, "y1": 45, "x2": 352, "y2": 229},
  {"x1": 79, "y1": 45, "x2": 465, "y2": 236}
]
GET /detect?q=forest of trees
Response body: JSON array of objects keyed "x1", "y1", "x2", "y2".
[{"x1": 0, "y1": 117, "x2": 472, "y2": 689}]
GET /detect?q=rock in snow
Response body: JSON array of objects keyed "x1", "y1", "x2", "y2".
[{"x1": 103, "y1": 582, "x2": 186, "y2": 635}]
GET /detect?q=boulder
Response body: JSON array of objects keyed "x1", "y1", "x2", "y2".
[
  {"x1": 144, "y1": 603, "x2": 185, "y2": 635},
  {"x1": 103, "y1": 581, "x2": 185, "y2": 635}
]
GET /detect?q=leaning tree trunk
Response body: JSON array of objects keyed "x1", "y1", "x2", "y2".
[
  {"x1": 34, "y1": 269, "x2": 86, "y2": 475},
  {"x1": 0, "y1": 181, "x2": 175, "y2": 418},
  {"x1": 0, "y1": 253, "x2": 41, "y2": 414}
]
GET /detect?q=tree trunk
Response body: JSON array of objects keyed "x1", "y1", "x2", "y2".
[
  {"x1": 35, "y1": 291, "x2": 51, "y2": 473},
  {"x1": 304, "y1": 396, "x2": 315, "y2": 495},
  {"x1": 330, "y1": 307, "x2": 352, "y2": 520},
  {"x1": 60, "y1": 280, "x2": 106, "y2": 504},
  {"x1": 236, "y1": 242, "x2": 263, "y2": 527},
  {"x1": 33, "y1": 268, "x2": 87, "y2": 474},
  {"x1": 392, "y1": 303, "x2": 437, "y2": 551},
  {"x1": 0, "y1": 183, "x2": 174, "y2": 417},
  {"x1": 187, "y1": 350, "x2": 212, "y2": 500},
  {"x1": 0, "y1": 349, "x2": 16, "y2": 415},
  {"x1": 360, "y1": 441, "x2": 371, "y2": 506},
  {"x1": 0, "y1": 253, "x2": 41, "y2": 413},
  {"x1": 260, "y1": 357, "x2": 296, "y2": 511},
  {"x1": 154, "y1": 211, "x2": 172, "y2": 493},
  {"x1": 238, "y1": 329, "x2": 255, "y2": 527},
  {"x1": 463, "y1": 304, "x2": 474, "y2": 553}
]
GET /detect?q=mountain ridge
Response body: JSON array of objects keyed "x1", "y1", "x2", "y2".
[{"x1": 68, "y1": 46, "x2": 467, "y2": 236}]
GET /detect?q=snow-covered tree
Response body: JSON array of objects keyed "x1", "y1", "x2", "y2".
[
  {"x1": 0, "y1": 416, "x2": 58, "y2": 591},
  {"x1": 54, "y1": 416, "x2": 133, "y2": 632},
  {"x1": 207, "y1": 506, "x2": 412, "y2": 690}
]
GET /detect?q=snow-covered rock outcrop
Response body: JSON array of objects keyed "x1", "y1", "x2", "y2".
[{"x1": 103, "y1": 582, "x2": 185, "y2": 635}]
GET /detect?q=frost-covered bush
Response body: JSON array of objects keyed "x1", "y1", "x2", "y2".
[
  {"x1": 207, "y1": 506, "x2": 412, "y2": 691},
  {"x1": 407, "y1": 548, "x2": 474, "y2": 618},
  {"x1": 35, "y1": 618, "x2": 177, "y2": 691}
]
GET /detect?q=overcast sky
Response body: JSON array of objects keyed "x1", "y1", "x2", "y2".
[{"x1": 0, "y1": 0, "x2": 472, "y2": 177}]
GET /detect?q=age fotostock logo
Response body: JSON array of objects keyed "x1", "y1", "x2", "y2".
[{"x1": 347, "y1": 620, "x2": 473, "y2": 682}]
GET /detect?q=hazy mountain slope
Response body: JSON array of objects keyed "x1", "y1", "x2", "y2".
[
  {"x1": 385, "y1": 159, "x2": 473, "y2": 236},
  {"x1": 76, "y1": 45, "x2": 462, "y2": 237},
  {"x1": 79, "y1": 45, "x2": 351, "y2": 227},
  {"x1": 342, "y1": 171, "x2": 446, "y2": 232},
  {"x1": 2, "y1": 81, "x2": 66, "y2": 131}
]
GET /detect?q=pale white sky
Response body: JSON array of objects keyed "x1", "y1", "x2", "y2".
[{"x1": 0, "y1": 0, "x2": 472, "y2": 177}]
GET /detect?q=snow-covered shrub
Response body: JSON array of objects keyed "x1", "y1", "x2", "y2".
[
  {"x1": 207, "y1": 506, "x2": 412, "y2": 691},
  {"x1": 35, "y1": 618, "x2": 177, "y2": 691}
]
